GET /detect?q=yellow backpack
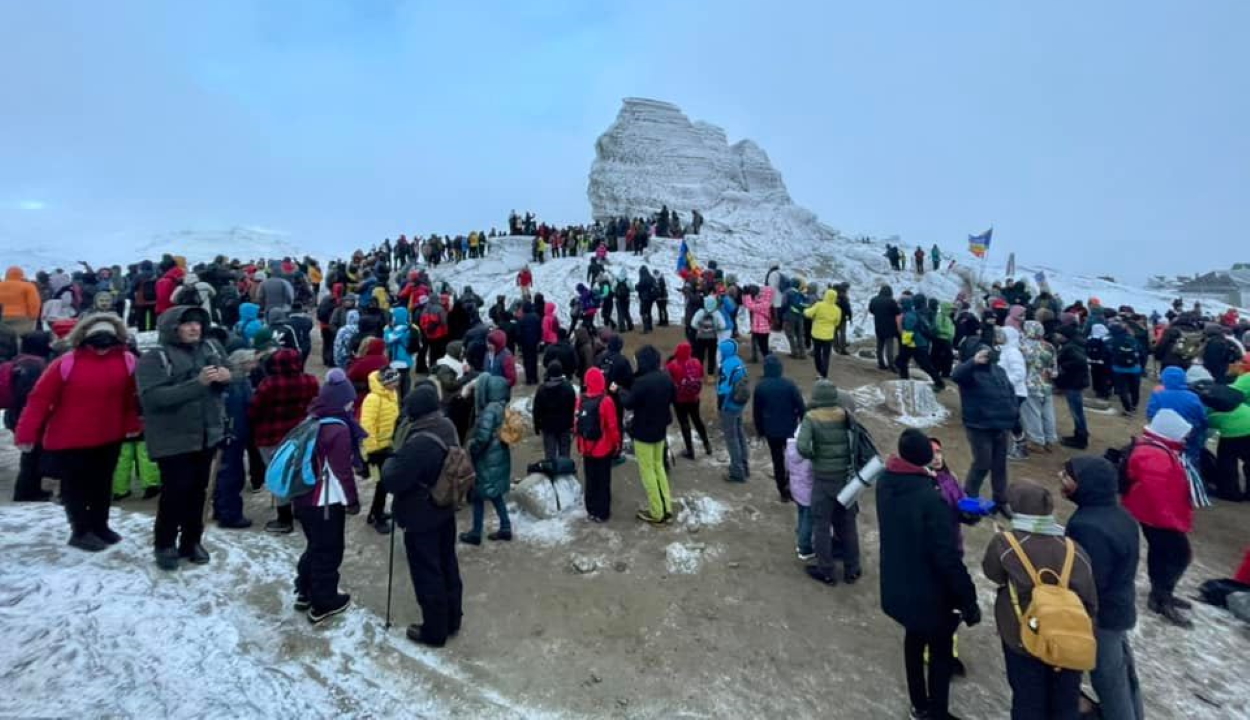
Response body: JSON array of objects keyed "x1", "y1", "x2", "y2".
[{"x1": 1003, "y1": 532, "x2": 1097, "y2": 671}]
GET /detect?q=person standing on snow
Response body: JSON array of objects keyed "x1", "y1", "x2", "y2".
[
  {"x1": 577, "y1": 367, "x2": 622, "y2": 522},
  {"x1": 15, "y1": 316, "x2": 142, "y2": 550},
  {"x1": 7, "y1": 331, "x2": 53, "y2": 502},
  {"x1": 869, "y1": 285, "x2": 901, "y2": 371},
  {"x1": 803, "y1": 288, "x2": 842, "y2": 380},
  {"x1": 877, "y1": 429, "x2": 980, "y2": 720},
  {"x1": 1061, "y1": 457, "x2": 1144, "y2": 720},
  {"x1": 533, "y1": 360, "x2": 576, "y2": 461},
  {"x1": 618, "y1": 345, "x2": 676, "y2": 524},
  {"x1": 690, "y1": 295, "x2": 727, "y2": 379},
  {"x1": 753, "y1": 355, "x2": 806, "y2": 502},
  {"x1": 137, "y1": 305, "x2": 230, "y2": 570}
]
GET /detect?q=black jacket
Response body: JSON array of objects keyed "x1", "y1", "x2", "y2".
[
  {"x1": 1054, "y1": 337, "x2": 1090, "y2": 391},
  {"x1": 542, "y1": 341, "x2": 579, "y2": 382},
  {"x1": 751, "y1": 355, "x2": 806, "y2": 439},
  {"x1": 1203, "y1": 335, "x2": 1239, "y2": 385},
  {"x1": 951, "y1": 358, "x2": 1018, "y2": 430},
  {"x1": 532, "y1": 377, "x2": 576, "y2": 435},
  {"x1": 383, "y1": 412, "x2": 459, "y2": 532},
  {"x1": 868, "y1": 288, "x2": 900, "y2": 339},
  {"x1": 876, "y1": 458, "x2": 978, "y2": 633},
  {"x1": 1064, "y1": 456, "x2": 1140, "y2": 632},
  {"x1": 620, "y1": 346, "x2": 674, "y2": 443},
  {"x1": 517, "y1": 311, "x2": 542, "y2": 349}
]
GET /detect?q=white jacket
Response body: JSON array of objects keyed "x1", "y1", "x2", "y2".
[{"x1": 998, "y1": 327, "x2": 1028, "y2": 398}]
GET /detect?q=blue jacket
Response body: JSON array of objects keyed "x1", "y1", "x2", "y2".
[
  {"x1": 235, "y1": 302, "x2": 263, "y2": 342},
  {"x1": 1146, "y1": 366, "x2": 1208, "y2": 461},
  {"x1": 1108, "y1": 325, "x2": 1143, "y2": 375},
  {"x1": 384, "y1": 307, "x2": 413, "y2": 368},
  {"x1": 951, "y1": 357, "x2": 1017, "y2": 430},
  {"x1": 717, "y1": 339, "x2": 748, "y2": 412}
]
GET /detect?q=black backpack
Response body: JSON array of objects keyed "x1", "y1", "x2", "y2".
[
  {"x1": 576, "y1": 396, "x2": 604, "y2": 441},
  {"x1": 615, "y1": 281, "x2": 630, "y2": 300},
  {"x1": 271, "y1": 322, "x2": 303, "y2": 354},
  {"x1": 176, "y1": 285, "x2": 204, "y2": 308},
  {"x1": 1111, "y1": 337, "x2": 1139, "y2": 369}
]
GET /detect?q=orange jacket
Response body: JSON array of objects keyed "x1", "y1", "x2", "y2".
[{"x1": 0, "y1": 267, "x2": 42, "y2": 321}]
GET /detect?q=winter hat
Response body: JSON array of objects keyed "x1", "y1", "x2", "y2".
[
  {"x1": 1007, "y1": 480, "x2": 1055, "y2": 517},
  {"x1": 1147, "y1": 408, "x2": 1192, "y2": 443},
  {"x1": 897, "y1": 429, "x2": 934, "y2": 467},
  {"x1": 545, "y1": 360, "x2": 564, "y2": 379},
  {"x1": 1186, "y1": 365, "x2": 1214, "y2": 387},
  {"x1": 251, "y1": 327, "x2": 275, "y2": 351},
  {"x1": 379, "y1": 367, "x2": 401, "y2": 386},
  {"x1": 403, "y1": 381, "x2": 440, "y2": 419},
  {"x1": 319, "y1": 368, "x2": 357, "y2": 409},
  {"x1": 1057, "y1": 324, "x2": 1079, "y2": 341}
]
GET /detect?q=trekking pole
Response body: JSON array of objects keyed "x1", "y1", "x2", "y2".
[{"x1": 385, "y1": 517, "x2": 396, "y2": 630}]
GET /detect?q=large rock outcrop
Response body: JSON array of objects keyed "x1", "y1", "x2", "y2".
[{"x1": 588, "y1": 98, "x2": 792, "y2": 222}]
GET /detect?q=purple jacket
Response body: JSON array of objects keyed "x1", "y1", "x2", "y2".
[
  {"x1": 293, "y1": 400, "x2": 363, "y2": 510},
  {"x1": 932, "y1": 467, "x2": 966, "y2": 555},
  {"x1": 786, "y1": 438, "x2": 814, "y2": 506}
]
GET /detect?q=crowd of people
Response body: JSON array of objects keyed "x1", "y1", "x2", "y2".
[{"x1": 3, "y1": 227, "x2": 1249, "y2": 716}]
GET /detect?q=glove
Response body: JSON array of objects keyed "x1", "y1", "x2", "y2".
[
  {"x1": 345, "y1": 501, "x2": 361, "y2": 516},
  {"x1": 962, "y1": 604, "x2": 982, "y2": 628}
]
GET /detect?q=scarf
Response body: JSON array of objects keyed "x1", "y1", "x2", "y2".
[{"x1": 1010, "y1": 512, "x2": 1064, "y2": 537}]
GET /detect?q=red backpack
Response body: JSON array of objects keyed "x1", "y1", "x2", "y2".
[{"x1": 678, "y1": 359, "x2": 703, "y2": 398}]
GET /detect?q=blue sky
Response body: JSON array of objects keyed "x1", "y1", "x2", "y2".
[{"x1": 1, "y1": 0, "x2": 1246, "y2": 282}]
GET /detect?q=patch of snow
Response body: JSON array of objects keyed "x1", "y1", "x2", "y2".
[
  {"x1": 507, "y1": 501, "x2": 585, "y2": 547},
  {"x1": 512, "y1": 473, "x2": 584, "y2": 519},
  {"x1": 676, "y1": 493, "x2": 730, "y2": 532},
  {"x1": 0, "y1": 504, "x2": 545, "y2": 718},
  {"x1": 664, "y1": 541, "x2": 719, "y2": 575}
]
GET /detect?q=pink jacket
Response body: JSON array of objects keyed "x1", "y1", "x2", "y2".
[
  {"x1": 785, "y1": 437, "x2": 814, "y2": 506},
  {"x1": 541, "y1": 302, "x2": 559, "y2": 345},
  {"x1": 744, "y1": 287, "x2": 775, "y2": 334}
]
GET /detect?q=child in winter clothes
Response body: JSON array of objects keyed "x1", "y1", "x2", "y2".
[
  {"x1": 112, "y1": 338, "x2": 161, "y2": 502},
  {"x1": 785, "y1": 433, "x2": 815, "y2": 560},
  {"x1": 213, "y1": 349, "x2": 257, "y2": 529},
  {"x1": 360, "y1": 368, "x2": 401, "y2": 535},
  {"x1": 461, "y1": 375, "x2": 513, "y2": 544},
  {"x1": 294, "y1": 368, "x2": 365, "y2": 624},
  {"x1": 6, "y1": 331, "x2": 53, "y2": 502}
]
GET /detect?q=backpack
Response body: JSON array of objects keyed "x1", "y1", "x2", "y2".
[
  {"x1": 216, "y1": 285, "x2": 241, "y2": 315},
  {"x1": 413, "y1": 431, "x2": 477, "y2": 508},
  {"x1": 1002, "y1": 532, "x2": 1097, "y2": 671},
  {"x1": 696, "y1": 313, "x2": 717, "y2": 340},
  {"x1": 615, "y1": 280, "x2": 630, "y2": 300},
  {"x1": 176, "y1": 285, "x2": 204, "y2": 308},
  {"x1": 420, "y1": 305, "x2": 446, "y2": 338},
  {"x1": 1111, "y1": 337, "x2": 1140, "y2": 369},
  {"x1": 576, "y1": 396, "x2": 604, "y2": 440},
  {"x1": 59, "y1": 350, "x2": 137, "y2": 382},
  {"x1": 264, "y1": 417, "x2": 347, "y2": 504},
  {"x1": 1171, "y1": 329, "x2": 1206, "y2": 364},
  {"x1": 678, "y1": 359, "x2": 703, "y2": 398},
  {"x1": 139, "y1": 278, "x2": 158, "y2": 304},
  {"x1": 271, "y1": 322, "x2": 303, "y2": 354},
  {"x1": 727, "y1": 365, "x2": 751, "y2": 406},
  {"x1": 498, "y1": 406, "x2": 525, "y2": 445}
]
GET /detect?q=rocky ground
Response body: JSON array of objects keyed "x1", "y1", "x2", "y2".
[{"x1": 2, "y1": 326, "x2": 1248, "y2": 719}]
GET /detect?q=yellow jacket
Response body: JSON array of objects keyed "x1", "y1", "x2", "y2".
[
  {"x1": 360, "y1": 371, "x2": 400, "y2": 454},
  {"x1": 803, "y1": 289, "x2": 843, "y2": 341},
  {"x1": 372, "y1": 286, "x2": 391, "y2": 311},
  {"x1": 308, "y1": 265, "x2": 323, "y2": 285}
]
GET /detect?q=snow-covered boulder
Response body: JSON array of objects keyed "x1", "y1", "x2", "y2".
[
  {"x1": 853, "y1": 380, "x2": 949, "y2": 428},
  {"x1": 512, "y1": 473, "x2": 583, "y2": 519}
]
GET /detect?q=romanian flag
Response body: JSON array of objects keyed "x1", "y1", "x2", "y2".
[
  {"x1": 676, "y1": 238, "x2": 700, "y2": 277},
  {"x1": 968, "y1": 228, "x2": 992, "y2": 258}
]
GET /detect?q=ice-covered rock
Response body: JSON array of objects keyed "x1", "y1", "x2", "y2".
[
  {"x1": 854, "y1": 380, "x2": 949, "y2": 428},
  {"x1": 512, "y1": 473, "x2": 583, "y2": 519}
]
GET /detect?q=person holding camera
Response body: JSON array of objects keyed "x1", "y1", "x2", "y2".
[
  {"x1": 951, "y1": 341, "x2": 1018, "y2": 518},
  {"x1": 137, "y1": 305, "x2": 231, "y2": 571}
]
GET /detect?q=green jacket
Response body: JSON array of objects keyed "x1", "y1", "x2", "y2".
[
  {"x1": 468, "y1": 375, "x2": 512, "y2": 498},
  {"x1": 934, "y1": 302, "x2": 956, "y2": 341},
  {"x1": 1208, "y1": 373, "x2": 1250, "y2": 439},
  {"x1": 796, "y1": 382, "x2": 852, "y2": 483},
  {"x1": 137, "y1": 307, "x2": 227, "y2": 460}
]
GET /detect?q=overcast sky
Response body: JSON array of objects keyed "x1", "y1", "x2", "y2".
[{"x1": 1, "y1": 0, "x2": 1246, "y2": 282}]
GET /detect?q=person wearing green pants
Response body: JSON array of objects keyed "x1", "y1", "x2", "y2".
[
  {"x1": 113, "y1": 438, "x2": 161, "y2": 500},
  {"x1": 618, "y1": 345, "x2": 676, "y2": 523}
]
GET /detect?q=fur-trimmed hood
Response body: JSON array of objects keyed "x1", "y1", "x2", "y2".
[{"x1": 66, "y1": 312, "x2": 129, "y2": 349}]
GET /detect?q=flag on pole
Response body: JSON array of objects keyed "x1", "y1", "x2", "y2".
[
  {"x1": 968, "y1": 228, "x2": 992, "y2": 258},
  {"x1": 676, "y1": 238, "x2": 700, "y2": 277},
  {"x1": 1005, "y1": 252, "x2": 1016, "y2": 278}
]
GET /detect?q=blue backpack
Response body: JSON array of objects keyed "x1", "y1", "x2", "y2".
[{"x1": 264, "y1": 417, "x2": 347, "y2": 503}]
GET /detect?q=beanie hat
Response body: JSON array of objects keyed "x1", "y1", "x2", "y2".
[
  {"x1": 1147, "y1": 408, "x2": 1192, "y2": 443},
  {"x1": 1006, "y1": 480, "x2": 1055, "y2": 516},
  {"x1": 403, "y1": 381, "x2": 440, "y2": 419},
  {"x1": 319, "y1": 368, "x2": 357, "y2": 409},
  {"x1": 1186, "y1": 365, "x2": 1214, "y2": 387},
  {"x1": 897, "y1": 429, "x2": 934, "y2": 467},
  {"x1": 546, "y1": 360, "x2": 564, "y2": 379},
  {"x1": 251, "y1": 327, "x2": 275, "y2": 351}
]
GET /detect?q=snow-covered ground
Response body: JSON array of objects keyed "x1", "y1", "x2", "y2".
[{"x1": 0, "y1": 504, "x2": 553, "y2": 719}]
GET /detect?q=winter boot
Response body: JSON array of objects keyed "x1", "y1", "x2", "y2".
[
  {"x1": 154, "y1": 547, "x2": 180, "y2": 571},
  {"x1": 308, "y1": 593, "x2": 351, "y2": 624},
  {"x1": 805, "y1": 565, "x2": 837, "y2": 586},
  {"x1": 458, "y1": 532, "x2": 482, "y2": 545},
  {"x1": 142, "y1": 486, "x2": 162, "y2": 500},
  {"x1": 68, "y1": 532, "x2": 109, "y2": 553},
  {"x1": 487, "y1": 529, "x2": 513, "y2": 542},
  {"x1": 1148, "y1": 594, "x2": 1193, "y2": 629},
  {"x1": 406, "y1": 623, "x2": 446, "y2": 648},
  {"x1": 96, "y1": 527, "x2": 123, "y2": 545},
  {"x1": 265, "y1": 518, "x2": 295, "y2": 534},
  {"x1": 180, "y1": 544, "x2": 211, "y2": 565},
  {"x1": 1060, "y1": 432, "x2": 1089, "y2": 450}
]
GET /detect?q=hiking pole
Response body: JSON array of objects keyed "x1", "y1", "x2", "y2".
[{"x1": 385, "y1": 517, "x2": 396, "y2": 630}]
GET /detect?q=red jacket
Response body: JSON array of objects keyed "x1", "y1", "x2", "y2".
[
  {"x1": 1123, "y1": 430, "x2": 1193, "y2": 533},
  {"x1": 248, "y1": 349, "x2": 319, "y2": 447},
  {"x1": 666, "y1": 342, "x2": 704, "y2": 404},
  {"x1": 16, "y1": 347, "x2": 142, "y2": 451},
  {"x1": 347, "y1": 338, "x2": 389, "y2": 414},
  {"x1": 155, "y1": 266, "x2": 185, "y2": 314},
  {"x1": 517, "y1": 269, "x2": 533, "y2": 288},
  {"x1": 575, "y1": 368, "x2": 620, "y2": 458}
]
